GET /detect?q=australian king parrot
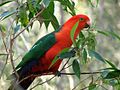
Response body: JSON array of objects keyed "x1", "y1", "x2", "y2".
[{"x1": 8, "y1": 14, "x2": 90, "y2": 90}]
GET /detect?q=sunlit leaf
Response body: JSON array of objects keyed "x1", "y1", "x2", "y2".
[
  {"x1": 19, "y1": 6, "x2": 29, "y2": 27},
  {"x1": 0, "y1": 10, "x2": 17, "y2": 20},
  {"x1": 72, "y1": 59, "x2": 80, "y2": 79},
  {"x1": 27, "y1": 0, "x2": 37, "y2": 14},
  {"x1": 0, "y1": 0, "x2": 13, "y2": 6},
  {"x1": 88, "y1": 50, "x2": 105, "y2": 63}
]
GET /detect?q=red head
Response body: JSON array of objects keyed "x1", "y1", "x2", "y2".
[
  {"x1": 59, "y1": 14, "x2": 91, "y2": 37},
  {"x1": 66, "y1": 14, "x2": 90, "y2": 29},
  {"x1": 55, "y1": 14, "x2": 91, "y2": 47}
]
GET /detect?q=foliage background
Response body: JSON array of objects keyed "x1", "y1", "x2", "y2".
[{"x1": 0, "y1": 0, "x2": 120, "y2": 90}]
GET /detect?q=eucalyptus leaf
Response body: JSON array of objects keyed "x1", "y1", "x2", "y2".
[
  {"x1": 105, "y1": 59, "x2": 118, "y2": 70},
  {"x1": 14, "y1": 24, "x2": 20, "y2": 34},
  {"x1": 72, "y1": 59, "x2": 80, "y2": 79},
  {"x1": 82, "y1": 48, "x2": 87, "y2": 64},
  {"x1": 0, "y1": 10, "x2": 17, "y2": 20},
  {"x1": 59, "y1": 49, "x2": 75, "y2": 59},
  {"x1": 89, "y1": 50, "x2": 105, "y2": 63},
  {"x1": 89, "y1": 84, "x2": 97, "y2": 90},
  {"x1": 0, "y1": 0, "x2": 13, "y2": 7},
  {"x1": 43, "y1": 0, "x2": 50, "y2": 7},
  {"x1": 103, "y1": 70, "x2": 120, "y2": 79},
  {"x1": 49, "y1": 48, "x2": 70, "y2": 69},
  {"x1": 19, "y1": 6, "x2": 29, "y2": 27}
]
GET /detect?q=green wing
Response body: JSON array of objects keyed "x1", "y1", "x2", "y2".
[{"x1": 16, "y1": 32, "x2": 56, "y2": 69}]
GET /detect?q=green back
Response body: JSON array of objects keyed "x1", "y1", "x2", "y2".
[{"x1": 16, "y1": 32, "x2": 56, "y2": 69}]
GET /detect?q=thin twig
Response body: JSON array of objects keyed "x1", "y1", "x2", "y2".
[
  {"x1": 72, "y1": 76, "x2": 91, "y2": 90},
  {"x1": 0, "y1": 53, "x2": 8, "y2": 56},
  {"x1": 63, "y1": 64, "x2": 72, "y2": 70},
  {"x1": 60, "y1": 58, "x2": 71, "y2": 71},
  {"x1": 60, "y1": 71, "x2": 101, "y2": 76},
  {"x1": 9, "y1": 36, "x2": 19, "y2": 79},
  {"x1": 0, "y1": 54, "x2": 9, "y2": 79}
]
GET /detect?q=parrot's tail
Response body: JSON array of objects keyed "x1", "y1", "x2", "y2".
[{"x1": 8, "y1": 69, "x2": 35, "y2": 90}]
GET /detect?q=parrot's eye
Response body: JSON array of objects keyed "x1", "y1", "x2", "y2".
[{"x1": 80, "y1": 18, "x2": 84, "y2": 21}]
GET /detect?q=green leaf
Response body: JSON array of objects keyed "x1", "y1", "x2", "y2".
[
  {"x1": 49, "y1": 55, "x2": 59, "y2": 69},
  {"x1": 105, "y1": 59, "x2": 118, "y2": 70},
  {"x1": 65, "y1": 0, "x2": 76, "y2": 15},
  {"x1": 98, "y1": 30, "x2": 120, "y2": 41},
  {"x1": 72, "y1": 59, "x2": 80, "y2": 79},
  {"x1": 82, "y1": 48, "x2": 87, "y2": 64},
  {"x1": 59, "y1": 49, "x2": 75, "y2": 59},
  {"x1": 27, "y1": 0, "x2": 37, "y2": 14},
  {"x1": 14, "y1": 24, "x2": 20, "y2": 33},
  {"x1": 41, "y1": 2, "x2": 57, "y2": 30},
  {"x1": 19, "y1": 6, "x2": 29, "y2": 27},
  {"x1": 89, "y1": 84, "x2": 97, "y2": 90},
  {"x1": 97, "y1": 30, "x2": 109, "y2": 36},
  {"x1": 0, "y1": 0, "x2": 13, "y2": 7},
  {"x1": 51, "y1": 14, "x2": 60, "y2": 30},
  {"x1": 0, "y1": 24, "x2": 6, "y2": 32},
  {"x1": 36, "y1": 0, "x2": 42, "y2": 4},
  {"x1": 108, "y1": 31, "x2": 120, "y2": 41},
  {"x1": 88, "y1": 50, "x2": 105, "y2": 63},
  {"x1": 88, "y1": 0, "x2": 95, "y2": 7},
  {"x1": 87, "y1": 38, "x2": 96, "y2": 50},
  {"x1": 43, "y1": 0, "x2": 50, "y2": 7},
  {"x1": 59, "y1": 48, "x2": 70, "y2": 55},
  {"x1": 41, "y1": 9, "x2": 51, "y2": 29},
  {"x1": 0, "y1": 10, "x2": 17, "y2": 20},
  {"x1": 70, "y1": 21, "x2": 79, "y2": 47},
  {"x1": 96, "y1": 0, "x2": 99, "y2": 7},
  {"x1": 76, "y1": 32, "x2": 85, "y2": 48},
  {"x1": 49, "y1": 48, "x2": 70, "y2": 69},
  {"x1": 103, "y1": 70, "x2": 120, "y2": 79},
  {"x1": 57, "y1": 0, "x2": 76, "y2": 16},
  {"x1": 47, "y1": 1, "x2": 54, "y2": 14}
]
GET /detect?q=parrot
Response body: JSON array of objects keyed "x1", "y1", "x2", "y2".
[{"x1": 8, "y1": 14, "x2": 90, "y2": 90}]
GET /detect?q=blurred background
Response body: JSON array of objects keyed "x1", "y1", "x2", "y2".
[{"x1": 0, "y1": 0, "x2": 120, "y2": 90}]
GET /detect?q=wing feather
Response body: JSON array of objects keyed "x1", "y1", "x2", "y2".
[{"x1": 16, "y1": 32, "x2": 56, "y2": 69}]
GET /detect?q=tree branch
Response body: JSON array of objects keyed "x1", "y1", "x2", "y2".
[{"x1": 60, "y1": 71, "x2": 101, "y2": 76}]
